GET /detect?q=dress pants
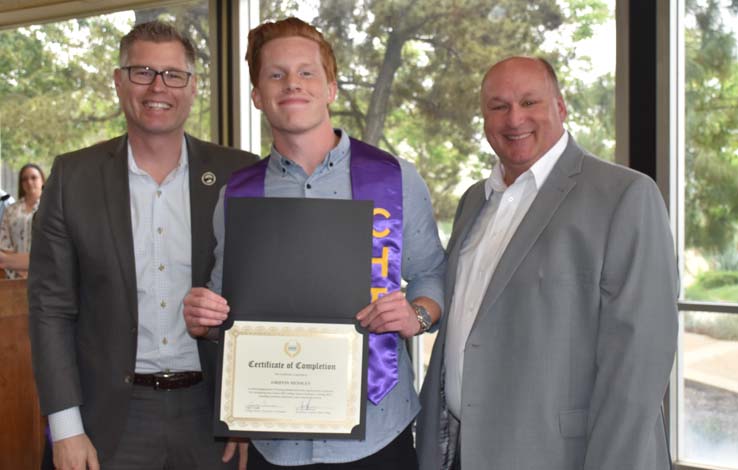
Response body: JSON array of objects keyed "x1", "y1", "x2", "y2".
[
  {"x1": 247, "y1": 425, "x2": 418, "y2": 470},
  {"x1": 102, "y1": 380, "x2": 236, "y2": 470}
]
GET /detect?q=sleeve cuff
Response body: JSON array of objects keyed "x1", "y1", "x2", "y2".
[{"x1": 48, "y1": 406, "x2": 85, "y2": 442}]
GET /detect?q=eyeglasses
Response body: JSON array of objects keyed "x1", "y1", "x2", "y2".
[{"x1": 121, "y1": 66, "x2": 193, "y2": 88}]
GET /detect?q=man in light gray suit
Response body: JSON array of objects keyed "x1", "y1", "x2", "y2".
[
  {"x1": 416, "y1": 56, "x2": 678, "y2": 470},
  {"x1": 29, "y1": 21, "x2": 257, "y2": 469}
]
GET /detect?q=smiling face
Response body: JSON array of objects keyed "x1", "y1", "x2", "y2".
[
  {"x1": 114, "y1": 40, "x2": 196, "y2": 139},
  {"x1": 251, "y1": 36, "x2": 337, "y2": 140},
  {"x1": 481, "y1": 57, "x2": 567, "y2": 184}
]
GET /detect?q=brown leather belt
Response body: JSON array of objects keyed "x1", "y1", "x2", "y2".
[{"x1": 133, "y1": 371, "x2": 203, "y2": 390}]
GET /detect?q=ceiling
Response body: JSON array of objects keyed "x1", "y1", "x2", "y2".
[{"x1": 0, "y1": 0, "x2": 167, "y2": 29}]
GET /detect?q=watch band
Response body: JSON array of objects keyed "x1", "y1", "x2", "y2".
[{"x1": 412, "y1": 303, "x2": 432, "y2": 335}]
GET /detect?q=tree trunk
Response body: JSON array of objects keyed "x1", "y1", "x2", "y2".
[{"x1": 363, "y1": 29, "x2": 407, "y2": 145}]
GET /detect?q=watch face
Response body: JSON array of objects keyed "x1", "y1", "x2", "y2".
[{"x1": 414, "y1": 304, "x2": 431, "y2": 331}]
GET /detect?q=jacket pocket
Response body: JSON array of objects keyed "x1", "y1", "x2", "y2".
[{"x1": 559, "y1": 409, "x2": 588, "y2": 438}]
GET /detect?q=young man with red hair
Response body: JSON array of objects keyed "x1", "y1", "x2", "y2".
[{"x1": 184, "y1": 17, "x2": 445, "y2": 470}]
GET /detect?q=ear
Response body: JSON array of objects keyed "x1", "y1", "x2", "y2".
[
  {"x1": 113, "y1": 68, "x2": 123, "y2": 92},
  {"x1": 251, "y1": 87, "x2": 263, "y2": 110},
  {"x1": 327, "y1": 80, "x2": 338, "y2": 104},
  {"x1": 556, "y1": 95, "x2": 568, "y2": 121},
  {"x1": 189, "y1": 74, "x2": 198, "y2": 98}
]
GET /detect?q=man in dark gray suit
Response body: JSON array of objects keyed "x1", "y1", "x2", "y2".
[
  {"x1": 29, "y1": 21, "x2": 257, "y2": 470},
  {"x1": 416, "y1": 57, "x2": 678, "y2": 470}
]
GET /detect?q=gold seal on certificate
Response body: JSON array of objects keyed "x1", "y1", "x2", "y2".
[{"x1": 220, "y1": 321, "x2": 364, "y2": 435}]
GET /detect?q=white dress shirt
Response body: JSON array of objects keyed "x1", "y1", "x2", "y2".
[{"x1": 444, "y1": 132, "x2": 568, "y2": 418}]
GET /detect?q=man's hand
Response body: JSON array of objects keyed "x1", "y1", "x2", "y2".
[
  {"x1": 222, "y1": 438, "x2": 248, "y2": 470},
  {"x1": 356, "y1": 291, "x2": 420, "y2": 339},
  {"x1": 53, "y1": 434, "x2": 99, "y2": 470},
  {"x1": 183, "y1": 287, "x2": 230, "y2": 338}
]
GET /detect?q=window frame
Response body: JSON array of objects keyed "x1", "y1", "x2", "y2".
[{"x1": 657, "y1": 0, "x2": 738, "y2": 468}]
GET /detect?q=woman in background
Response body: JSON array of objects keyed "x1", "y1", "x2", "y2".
[{"x1": 0, "y1": 163, "x2": 45, "y2": 279}]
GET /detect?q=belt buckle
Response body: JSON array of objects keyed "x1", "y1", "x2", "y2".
[{"x1": 153, "y1": 372, "x2": 175, "y2": 390}]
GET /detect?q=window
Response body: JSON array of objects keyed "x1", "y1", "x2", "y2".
[
  {"x1": 675, "y1": 0, "x2": 738, "y2": 468},
  {"x1": 0, "y1": 0, "x2": 212, "y2": 194}
]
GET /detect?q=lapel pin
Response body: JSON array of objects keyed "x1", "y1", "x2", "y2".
[{"x1": 201, "y1": 171, "x2": 216, "y2": 186}]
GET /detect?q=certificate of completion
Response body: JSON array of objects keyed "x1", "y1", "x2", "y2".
[
  {"x1": 214, "y1": 198, "x2": 372, "y2": 439},
  {"x1": 220, "y1": 321, "x2": 364, "y2": 435}
]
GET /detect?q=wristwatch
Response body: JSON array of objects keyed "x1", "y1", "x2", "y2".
[{"x1": 412, "y1": 303, "x2": 432, "y2": 335}]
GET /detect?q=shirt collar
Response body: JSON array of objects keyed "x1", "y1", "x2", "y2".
[
  {"x1": 484, "y1": 131, "x2": 568, "y2": 199},
  {"x1": 127, "y1": 136, "x2": 189, "y2": 177},
  {"x1": 270, "y1": 129, "x2": 350, "y2": 171}
]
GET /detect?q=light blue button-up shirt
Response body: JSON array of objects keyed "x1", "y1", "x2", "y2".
[
  {"x1": 128, "y1": 140, "x2": 201, "y2": 374},
  {"x1": 208, "y1": 130, "x2": 445, "y2": 464}
]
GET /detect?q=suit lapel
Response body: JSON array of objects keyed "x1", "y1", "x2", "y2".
[
  {"x1": 187, "y1": 135, "x2": 214, "y2": 287},
  {"x1": 471, "y1": 138, "x2": 584, "y2": 329},
  {"x1": 101, "y1": 136, "x2": 137, "y2": 322}
]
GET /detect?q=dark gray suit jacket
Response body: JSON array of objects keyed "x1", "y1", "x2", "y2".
[
  {"x1": 28, "y1": 134, "x2": 258, "y2": 460},
  {"x1": 416, "y1": 136, "x2": 678, "y2": 470}
]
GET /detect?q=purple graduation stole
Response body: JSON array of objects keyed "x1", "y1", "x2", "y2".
[{"x1": 224, "y1": 138, "x2": 403, "y2": 405}]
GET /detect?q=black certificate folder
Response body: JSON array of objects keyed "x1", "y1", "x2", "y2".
[{"x1": 214, "y1": 197, "x2": 373, "y2": 440}]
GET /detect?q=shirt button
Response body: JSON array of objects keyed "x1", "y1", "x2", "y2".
[
  {"x1": 508, "y1": 196, "x2": 514, "y2": 202},
  {"x1": 160, "y1": 300, "x2": 167, "y2": 308},
  {"x1": 124, "y1": 374, "x2": 133, "y2": 384},
  {"x1": 158, "y1": 264, "x2": 165, "y2": 272},
  {"x1": 157, "y1": 227, "x2": 163, "y2": 235},
  {"x1": 306, "y1": 184, "x2": 312, "y2": 189},
  {"x1": 156, "y1": 190, "x2": 162, "y2": 197},
  {"x1": 162, "y1": 337, "x2": 168, "y2": 345}
]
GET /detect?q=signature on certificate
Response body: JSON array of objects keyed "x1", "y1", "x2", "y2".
[{"x1": 296, "y1": 399, "x2": 314, "y2": 412}]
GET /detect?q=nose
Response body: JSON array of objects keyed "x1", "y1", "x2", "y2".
[
  {"x1": 285, "y1": 72, "x2": 302, "y2": 92},
  {"x1": 149, "y1": 73, "x2": 167, "y2": 91},
  {"x1": 506, "y1": 104, "x2": 525, "y2": 127}
]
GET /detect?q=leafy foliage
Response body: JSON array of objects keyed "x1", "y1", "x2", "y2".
[
  {"x1": 0, "y1": 1, "x2": 632, "y2": 226},
  {"x1": 262, "y1": 0, "x2": 611, "y2": 221},
  {"x1": 684, "y1": 0, "x2": 738, "y2": 255},
  {"x1": 693, "y1": 270, "x2": 738, "y2": 290},
  {"x1": 0, "y1": 1, "x2": 211, "y2": 178},
  {"x1": 684, "y1": 311, "x2": 738, "y2": 340}
]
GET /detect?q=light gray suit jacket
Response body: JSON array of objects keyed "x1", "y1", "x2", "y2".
[
  {"x1": 417, "y1": 136, "x2": 678, "y2": 470},
  {"x1": 28, "y1": 134, "x2": 257, "y2": 460}
]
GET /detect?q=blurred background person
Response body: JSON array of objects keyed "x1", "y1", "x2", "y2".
[{"x1": 0, "y1": 163, "x2": 45, "y2": 279}]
